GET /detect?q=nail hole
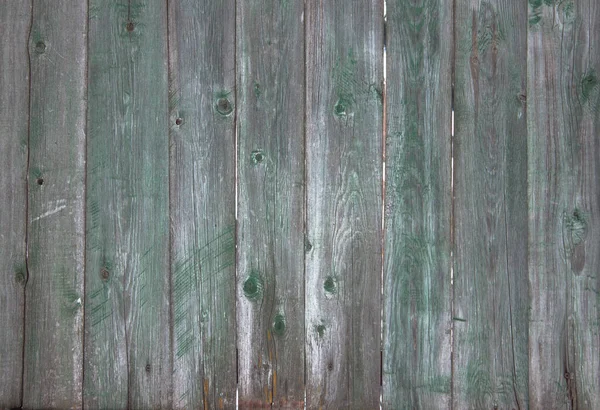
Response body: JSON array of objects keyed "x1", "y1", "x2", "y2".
[
  {"x1": 327, "y1": 361, "x2": 334, "y2": 371},
  {"x1": 126, "y1": 22, "x2": 135, "y2": 32},
  {"x1": 100, "y1": 268, "x2": 110, "y2": 281},
  {"x1": 145, "y1": 363, "x2": 151, "y2": 373},
  {"x1": 175, "y1": 117, "x2": 183, "y2": 126},
  {"x1": 36, "y1": 178, "x2": 44, "y2": 186},
  {"x1": 35, "y1": 41, "x2": 46, "y2": 54}
]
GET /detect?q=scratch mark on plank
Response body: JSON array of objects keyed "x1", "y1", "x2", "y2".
[{"x1": 31, "y1": 201, "x2": 67, "y2": 222}]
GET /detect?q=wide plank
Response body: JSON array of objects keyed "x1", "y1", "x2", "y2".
[
  {"x1": 168, "y1": 0, "x2": 236, "y2": 408},
  {"x1": 383, "y1": 0, "x2": 453, "y2": 407},
  {"x1": 452, "y1": 0, "x2": 529, "y2": 408},
  {"x1": 22, "y1": 1, "x2": 87, "y2": 408},
  {"x1": 528, "y1": 1, "x2": 600, "y2": 408},
  {"x1": 236, "y1": 1, "x2": 306, "y2": 406},
  {"x1": 305, "y1": 1, "x2": 384, "y2": 408},
  {"x1": 84, "y1": 1, "x2": 171, "y2": 408},
  {"x1": 0, "y1": 1, "x2": 30, "y2": 407}
]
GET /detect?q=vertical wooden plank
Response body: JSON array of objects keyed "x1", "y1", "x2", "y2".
[
  {"x1": 22, "y1": 1, "x2": 87, "y2": 408},
  {"x1": 0, "y1": 2, "x2": 30, "y2": 407},
  {"x1": 528, "y1": 1, "x2": 600, "y2": 408},
  {"x1": 168, "y1": 0, "x2": 236, "y2": 408},
  {"x1": 305, "y1": 1, "x2": 383, "y2": 408},
  {"x1": 236, "y1": 0, "x2": 305, "y2": 407},
  {"x1": 383, "y1": 0, "x2": 453, "y2": 408},
  {"x1": 453, "y1": 0, "x2": 529, "y2": 408},
  {"x1": 84, "y1": 1, "x2": 171, "y2": 408}
]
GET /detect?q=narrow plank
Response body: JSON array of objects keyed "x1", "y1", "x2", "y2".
[
  {"x1": 168, "y1": 0, "x2": 236, "y2": 408},
  {"x1": 305, "y1": 1, "x2": 383, "y2": 408},
  {"x1": 22, "y1": 1, "x2": 87, "y2": 407},
  {"x1": 84, "y1": 1, "x2": 171, "y2": 408},
  {"x1": 452, "y1": 0, "x2": 529, "y2": 408},
  {"x1": 383, "y1": 0, "x2": 453, "y2": 407},
  {"x1": 236, "y1": 1, "x2": 305, "y2": 406},
  {"x1": 528, "y1": 1, "x2": 600, "y2": 408},
  {"x1": 0, "y1": 2, "x2": 30, "y2": 407}
]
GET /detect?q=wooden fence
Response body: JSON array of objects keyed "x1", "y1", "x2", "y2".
[{"x1": 0, "y1": 0, "x2": 598, "y2": 409}]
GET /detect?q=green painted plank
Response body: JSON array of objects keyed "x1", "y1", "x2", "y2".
[
  {"x1": 383, "y1": 0, "x2": 453, "y2": 408},
  {"x1": 0, "y1": 1, "x2": 30, "y2": 407},
  {"x1": 168, "y1": 0, "x2": 236, "y2": 408},
  {"x1": 84, "y1": 1, "x2": 171, "y2": 408},
  {"x1": 305, "y1": 1, "x2": 383, "y2": 408},
  {"x1": 236, "y1": 1, "x2": 305, "y2": 407},
  {"x1": 22, "y1": 1, "x2": 87, "y2": 408},
  {"x1": 453, "y1": 0, "x2": 529, "y2": 408},
  {"x1": 528, "y1": 1, "x2": 600, "y2": 408}
]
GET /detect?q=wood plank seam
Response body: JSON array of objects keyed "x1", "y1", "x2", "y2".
[{"x1": 22, "y1": 1, "x2": 34, "y2": 407}]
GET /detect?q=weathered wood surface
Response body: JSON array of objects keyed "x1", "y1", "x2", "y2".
[
  {"x1": 528, "y1": 1, "x2": 600, "y2": 408},
  {"x1": 22, "y1": 1, "x2": 87, "y2": 408},
  {"x1": 305, "y1": 1, "x2": 383, "y2": 408},
  {"x1": 453, "y1": 0, "x2": 529, "y2": 408},
  {"x1": 0, "y1": 2, "x2": 30, "y2": 407},
  {"x1": 168, "y1": 0, "x2": 237, "y2": 408},
  {"x1": 236, "y1": 1, "x2": 306, "y2": 407},
  {"x1": 3, "y1": 2, "x2": 600, "y2": 408},
  {"x1": 84, "y1": 1, "x2": 171, "y2": 408},
  {"x1": 383, "y1": 0, "x2": 453, "y2": 408}
]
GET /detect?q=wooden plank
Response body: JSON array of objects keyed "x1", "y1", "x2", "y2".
[
  {"x1": 22, "y1": 1, "x2": 87, "y2": 408},
  {"x1": 168, "y1": 0, "x2": 236, "y2": 408},
  {"x1": 84, "y1": 1, "x2": 171, "y2": 408},
  {"x1": 452, "y1": 0, "x2": 529, "y2": 408},
  {"x1": 528, "y1": 1, "x2": 600, "y2": 408},
  {"x1": 305, "y1": 1, "x2": 383, "y2": 408},
  {"x1": 0, "y1": 2, "x2": 30, "y2": 407},
  {"x1": 382, "y1": 0, "x2": 453, "y2": 407},
  {"x1": 236, "y1": 1, "x2": 305, "y2": 407}
]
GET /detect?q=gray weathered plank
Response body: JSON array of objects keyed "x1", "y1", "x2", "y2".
[
  {"x1": 383, "y1": 0, "x2": 453, "y2": 408},
  {"x1": 236, "y1": 1, "x2": 305, "y2": 406},
  {"x1": 528, "y1": 1, "x2": 600, "y2": 408},
  {"x1": 453, "y1": 0, "x2": 529, "y2": 408},
  {"x1": 168, "y1": 0, "x2": 236, "y2": 408},
  {"x1": 305, "y1": 1, "x2": 383, "y2": 408},
  {"x1": 0, "y1": 2, "x2": 30, "y2": 407},
  {"x1": 22, "y1": 1, "x2": 87, "y2": 408},
  {"x1": 84, "y1": 1, "x2": 171, "y2": 408}
]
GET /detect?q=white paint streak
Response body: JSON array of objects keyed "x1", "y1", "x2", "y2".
[{"x1": 31, "y1": 200, "x2": 67, "y2": 222}]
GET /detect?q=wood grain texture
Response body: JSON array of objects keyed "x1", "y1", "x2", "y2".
[
  {"x1": 236, "y1": 1, "x2": 305, "y2": 406},
  {"x1": 383, "y1": 0, "x2": 453, "y2": 408},
  {"x1": 453, "y1": 0, "x2": 529, "y2": 408},
  {"x1": 528, "y1": 1, "x2": 600, "y2": 408},
  {"x1": 0, "y1": 2, "x2": 30, "y2": 407},
  {"x1": 168, "y1": 0, "x2": 236, "y2": 408},
  {"x1": 84, "y1": 1, "x2": 171, "y2": 408},
  {"x1": 22, "y1": 1, "x2": 87, "y2": 408},
  {"x1": 305, "y1": 1, "x2": 383, "y2": 408}
]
